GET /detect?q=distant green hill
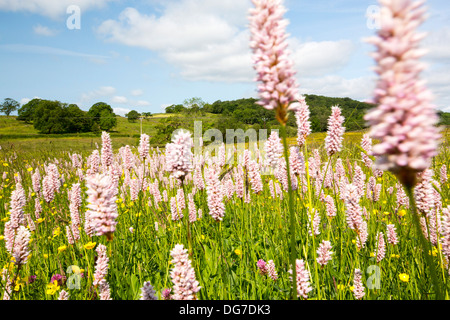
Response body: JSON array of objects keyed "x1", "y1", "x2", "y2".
[{"x1": 191, "y1": 94, "x2": 375, "y2": 133}]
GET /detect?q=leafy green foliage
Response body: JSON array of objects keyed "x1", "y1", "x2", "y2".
[
  {"x1": 126, "y1": 110, "x2": 141, "y2": 122},
  {"x1": 0, "y1": 98, "x2": 20, "y2": 116},
  {"x1": 32, "y1": 100, "x2": 92, "y2": 134},
  {"x1": 17, "y1": 98, "x2": 42, "y2": 123},
  {"x1": 88, "y1": 102, "x2": 117, "y2": 131}
]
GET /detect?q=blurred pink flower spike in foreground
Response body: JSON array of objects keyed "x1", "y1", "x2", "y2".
[{"x1": 363, "y1": 0, "x2": 441, "y2": 188}]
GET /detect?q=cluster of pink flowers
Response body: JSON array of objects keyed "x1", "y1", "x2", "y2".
[
  {"x1": 324, "y1": 106, "x2": 345, "y2": 157},
  {"x1": 140, "y1": 281, "x2": 158, "y2": 300},
  {"x1": 264, "y1": 131, "x2": 283, "y2": 168},
  {"x1": 12, "y1": 226, "x2": 31, "y2": 266},
  {"x1": 138, "y1": 133, "x2": 150, "y2": 160},
  {"x1": 205, "y1": 166, "x2": 225, "y2": 222},
  {"x1": 101, "y1": 131, "x2": 113, "y2": 169},
  {"x1": 169, "y1": 244, "x2": 201, "y2": 300},
  {"x1": 165, "y1": 130, "x2": 194, "y2": 180},
  {"x1": 93, "y1": 244, "x2": 109, "y2": 287},
  {"x1": 363, "y1": 0, "x2": 441, "y2": 186},
  {"x1": 249, "y1": 0, "x2": 300, "y2": 123},
  {"x1": 353, "y1": 269, "x2": 365, "y2": 300},
  {"x1": 294, "y1": 97, "x2": 311, "y2": 148},
  {"x1": 85, "y1": 173, "x2": 118, "y2": 240},
  {"x1": 292, "y1": 259, "x2": 312, "y2": 299},
  {"x1": 316, "y1": 240, "x2": 333, "y2": 266}
]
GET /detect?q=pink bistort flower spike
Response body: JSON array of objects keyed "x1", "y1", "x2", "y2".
[
  {"x1": 165, "y1": 130, "x2": 194, "y2": 180},
  {"x1": 12, "y1": 225, "x2": 31, "y2": 266},
  {"x1": 353, "y1": 269, "x2": 365, "y2": 300},
  {"x1": 316, "y1": 240, "x2": 333, "y2": 267},
  {"x1": 441, "y1": 206, "x2": 450, "y2": 260},
  {"x1": 386, "y1": 224, "x2": 399, "y2": 245},
  {"x1": 249, "y1": 0, "x2": 300, "y2": 125},
  {"x1": 140, "y1": 281, "x2": 158, "y2": 300},
  {"x1": 93, "y1": 244, "x2": 109, "y2": 287},
  {"x1": 86, "y1": 173, "x2": 118, "y2": 241},
  {"x1": 169, "y1": 244, "x2": 201, "y2": 300},
  {"x1": 9, "y1": 183, "x2": 26, "y2": 230},
  {"x1": 264, "y1": 131, "x2": 283, "y2": 169},
  {"x1": 138, "y1": 133, "x2": 150, "y2": 160},
  {"x1": 294, "y1": 97, "x2": 311, "y2": 148},
  {"x1": 58, "y1": 290, "x2": 69, "y2": 300},
  {"x1": 325, "y1": 106, "x2": 345, "y2": 157},
  {"x1": 363, "y1": 0, "x2": 441, "y2": 187},
  {"x1": 205, "y1": 166, "x2": 225, "y2": 222},
  {"x1": 375, "y1": 232, "x2": 386, "y2": 263},
  {"x1": 293, "y1": 259, "x2": 312, "y2": 299},
  {"x1": 101, "y1": 131, "x2": 113, "y2": 170},
  {"x1": 267, "y1": 260, "x2": 278, "y2": 281},
  {"x1": 98, "y1": 279, "x2": 112, "y2": 300},
  {"x1": 324, "y1": 195, "x2": 337, "y2": 218}
]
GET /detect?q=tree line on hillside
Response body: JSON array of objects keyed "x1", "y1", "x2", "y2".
[
  {"x1": 165, "y1": 95, "x2": 450, "y2": 132},
  {"x1": 13, "y1": 98, "x2": 117, "y2": 134},
  {"x1": 164, "y1": 95, "x2": 377, "y2": 134}
]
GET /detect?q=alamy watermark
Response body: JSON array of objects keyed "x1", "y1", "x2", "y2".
[
  {"x1": 66, "y1": 5, "x2": 81, "y2": 30},
  {"x1": 366, "y1": 5, "x2": 381, "y2": 30},
  {"x1": 66, "y1": 265, "x2": 82, "y2": 289},
  {"x1": 173, "y1": 121, "x2": 279, "y2": 175}
]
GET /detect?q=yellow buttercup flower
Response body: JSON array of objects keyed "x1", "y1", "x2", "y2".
[
  {"x1": 83, "y1": 242, "x2": 96, "y2": 250},
  {"x1": 57, "y1": 245, "x2": 67, "y2": 253},
  {"x1": 399, "y1": 273, "x2": 409, "y2": 283},
  {"x1": 36, "y1": 217, "x2": 45, "y2": 224},
  {"x1": 234, "y1": 249, "x2": 242, "y2": 256},
  {"x1": 52, "y1": 227, "x2": 61, "y2": 238},
  {"x1": 46, "y1": 280, "x2": 60, "y2": 295},
  {"x1": 398, "y1": 210, "x2": 407, "y2": 217},
  {"x1": 27, "y1": 167, "x2": 33, "y2": 172}
]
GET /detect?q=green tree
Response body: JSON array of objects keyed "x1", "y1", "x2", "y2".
[
  {"x1": 33, "y1": 100, "x2": 68, "y2": 133},
  {"x1": 16, "y1": 98, "x2": 42, "y2": 123},
  {"x1": 141, "y1": 112, "x2": 153, "y2": 118},
  {"x1": 99, "y1": 109, "x2": 117, "y2": 131},
  {"x1": 150, "y1": 116, "x2": 184, "y2": 145},
  {"x1": 1, "y1": 98, "x2": 20, "y2": 116},
  {"x1": 126, "y1": 110, "x2": 141, "y2": 122},
  {"x1": 88, "y1": 102, "x2": 117, "y2": 131},
  {"x1": 66, "y1": 104, "x2": 92, "y2": 133}
]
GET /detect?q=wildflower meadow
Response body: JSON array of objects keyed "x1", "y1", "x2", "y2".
[{"x1": 1, "y1": 0, "x2": 450, "y2": 302}]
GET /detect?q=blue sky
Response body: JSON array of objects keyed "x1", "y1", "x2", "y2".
[{"x1": 1, "y1": 0, "x2": 449, "y2": 116}]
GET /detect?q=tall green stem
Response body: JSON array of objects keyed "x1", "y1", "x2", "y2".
[
  {"x1": 405, "y1": 186, "x2": 443, "y2": 300},
  {"x1": 280, "y1": 125, "x2": 297, "y2": 300}
]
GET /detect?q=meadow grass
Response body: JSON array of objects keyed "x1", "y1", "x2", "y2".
[{"x1": 0, "y1": 128, "x2": 448, "y2": 300}]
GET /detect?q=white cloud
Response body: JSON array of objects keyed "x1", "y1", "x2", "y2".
[
  {"x1": 80, "y1": 86, "x2": 116, "y2": 103},
  {"x1": 299, "y1": 75, "x2": 375, "y2": 102},
  {"x1": 0, "y1": 44, "x2": 109, "y2": 60},
  {"x1": 0, "y1": 0, "x2": 115, "y2": 19},
  {"x1": 423, "y1": 27, "x2": 450, "y2": 62},
  {"x1": 19, "y1": 96, "x2": 41, "y2": 105},
  {"x1": 110, "y1": 96, "x2": 128, "y2": 104},
  {"x1": 20, "y1": 98, "x2": 31, "y2": 105},
  {"x1": 113, "y1": 107, "x2": 132, "y2": 117},
  {"x1": 136, "y1": 100, "x2": 151, "y2": 107},
  {"x1": 290, "y1": 39, "x2": 356, "y2": 77},
  {"x1": 33, "y1": 24, "x2": 58, "y2": 36},
  {"x1": 97, "y1": 1, "x2": 357, "y2": 83},
  {"x1": 131, "y1": 89, "x2": 144, "y2": 96}
]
